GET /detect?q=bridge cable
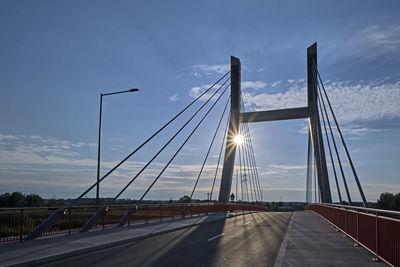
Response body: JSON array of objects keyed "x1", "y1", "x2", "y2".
[
  {"x1": 242, "y1": 124, "x2": 257, "y2": 202},
  {"x1": 310, "y1": 67, "x2": 327, "y2": 202},
  {"x1": 317, "y1": 95, "x2": 343, "y2": 204},
  {"x1": 117, "y1": 83, "x2": 231, "y2": 226},
  {"x1": 240, "y1": 124, "x2": 254, "y2": 202},
  {"x1": 306, "y1": 128, "x2": 313, "y2": 203},
  {"x1": 236, "y1": 169, "x2": 239, "y2": 202},
  {"x1": 239, "y1": 144, "x2": 249, "y2": 202},
  {"x1": 244, "y1": 123, "x2": 262, "y2": 202},
  {"x1": 239, "y1": 96, "x2": 260, "y2": 202},
  {"x1": 314, "y1": 157, "x2": 317, "y2": 202},
  {"x1": 312, "y1": 65, "x2": 350, "y2": 205},
  {"x1": 242, "y1": 124, "x2": 258, "y2": 202},
  {"x1": 209, "y1": 113, "x2": 230, "y2": 201},
  {"x1": 238, "y1": 141, "x2": 244, "y2": 202},
  {"x1": 316, "y1": 83, "x2": 351, "y2": 205},
  {"x1": 79, "y1": 79, "x2": 230, "y2": 232},
  {"x1": 29, "y1": 73, "x2": 232, "y2": 238},
  {"x1": 244, "y1": 123, "x2": 263, "y2": 202},
  {"x1": 312, "y1": 60, "x2": 367, "y2": 207},
  {"x1": 138, "y1": 85, "x2": 230, "y2": 202},
  {"x1": 240, "y1": 94, "x2": 262, "y2": 202},
  {"x1": 75, "y1": 71, "x2": 231, "y2": 203},
  {"x1": 189, "y1": 97, "x2": 230, "y2": 200},
  {"x1": 112, "y1": 78, "x2": 230, "y2": 202}
]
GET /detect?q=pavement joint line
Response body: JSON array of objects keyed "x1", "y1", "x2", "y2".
[
  {"x1": 3, "y1": 211, "x2": 259, "y2": 267},
  {"x1": 272, "y1": 211, "x2": 295, "y2": 267},
  {"x1": 207, "y1": 233, "x2": 226, "y2": 242}
]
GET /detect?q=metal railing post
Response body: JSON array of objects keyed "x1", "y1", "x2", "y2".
[
  {"x1": 375, "y1": 211, "x2": 379, "y2": 260},
  {"x1": 68, "y1": 208, "x2": 71, "y2": 235},
  {"x1": 19, "y1": 209, "x2": 24, "y2": 242},
  {"x1": 102, "y1": 210, "x2": 105, "y2": 230}
]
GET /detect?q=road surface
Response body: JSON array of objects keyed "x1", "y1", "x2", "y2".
[{"x1": 40, "y1": 212, "x2": 292, "y2": 267}]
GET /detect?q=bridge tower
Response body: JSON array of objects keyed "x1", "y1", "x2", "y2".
[{"x1": 218, "y1": 43, "x2": 332, "y2": 203}]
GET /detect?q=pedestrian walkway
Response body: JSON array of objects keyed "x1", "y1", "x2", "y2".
[
  {"x1": 274, "y1": 211, "x2": 386, "y2": 267},
  {"x1": 0, "y1": 211, "x2": 240, "y2": 266}
]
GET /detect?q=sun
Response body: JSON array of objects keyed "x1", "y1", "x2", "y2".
[{"x1": 234, "y1": 134, "x2": 244, "y2": 145}]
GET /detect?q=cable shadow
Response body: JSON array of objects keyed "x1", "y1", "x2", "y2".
[{"x1": 143, "y1": 214, "x2": 228, "y2": 267}]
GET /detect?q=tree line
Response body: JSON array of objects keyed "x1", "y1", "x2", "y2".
[
  {"x1": 0, "y1": 192, "x2": 45, "y2": 207},
  {"x1": 1, "y1": 191, "x2": 400, "y2": 210},
  {"x1": 376, "y1": 192, "x2": 400, "y2": 211}
]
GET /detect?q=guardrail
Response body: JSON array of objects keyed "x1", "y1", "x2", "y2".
[
  {"x1": 0, "y1": 203, "x2": 268, "y2": 243},
  {"x1": 305, "y1": 203, "x2": 400, "y2": 267}
]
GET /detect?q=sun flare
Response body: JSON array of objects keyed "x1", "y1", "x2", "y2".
[{"x1": 234, "y1": 134, "x2": 244, "y2": 145}]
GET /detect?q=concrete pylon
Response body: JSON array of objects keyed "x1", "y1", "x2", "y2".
[
  {"x1": 307, "y1": 43, "x2": 332, "y2": 203},
  {"x1": 218, "y1": 56, "x2": 241, "y2": 203},
  {"x1": 217, "y1": 44, "x2": 332, "y2": 204}
]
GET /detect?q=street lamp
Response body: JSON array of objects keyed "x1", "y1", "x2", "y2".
[
  {"x1": 261, "y1": 186, "x2": 271, "y2": 204},
  {"x1": 96, "y1": 88, "x2": 139, "y2": 208}
]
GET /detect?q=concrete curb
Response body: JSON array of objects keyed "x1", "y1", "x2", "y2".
[
  {"x1": 273, "y1": 211, "x2": 295, "y2": 267},
  {"x1": 6, "y1": 211, "x2": 256, "y2": 267}
]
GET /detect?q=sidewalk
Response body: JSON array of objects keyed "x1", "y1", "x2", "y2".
[
  {"x1": 0, "y1": 211, "x2": 241, "y2": 266},
  {"x1": 274, "y1": 211, "x2": 386, "y2": 267}
]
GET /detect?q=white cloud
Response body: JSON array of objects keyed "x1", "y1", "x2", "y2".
[
  {"x1": 271, "y1": 81, "x2": 281, "y2": 87},
  {"x1": 0, "y1": 133, "x2": 227, "y2": 199},
  {"x1": 360, "y1": 24, "x2": 400, "y2": 53},
  {"x1": 242, "y1": 80, "x2": 400, "y2": 124},
  {"x1": 169, "y1": 93, "x2": 179, "y2": 102},
  {"x1": 328, "y1": 22, "x2": 400, "y2": 63},
  {"x1": 191, "y1": 64, "x2": 230, "y2": 77},
  {"x1": 241, "y1": 81, "x2": 267, "y2": 90},
  {"x1": 189, "y1": 84, "x2": 224, "y2": 101}
]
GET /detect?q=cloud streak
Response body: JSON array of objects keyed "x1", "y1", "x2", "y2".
[
  {"x1": 242, "y1": 80, "x2": 400, "y2": 124},
  {"x1": 191, "y1": 64, "x2": 230, "y2": 77}
]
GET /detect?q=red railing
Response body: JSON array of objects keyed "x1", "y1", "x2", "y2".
[
  {"x1": 306, "y1": 203, "x2": 400, "y2": 267},
  {"x1": 0, "y1": 203, "x2": 268, "y2": 243}
]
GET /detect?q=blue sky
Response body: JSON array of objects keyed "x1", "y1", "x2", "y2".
[{"x1": 0, "y1": 0, "x2": 399, "y2": 202}]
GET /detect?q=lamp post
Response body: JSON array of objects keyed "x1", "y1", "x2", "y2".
[
  {"x1": 261, "y1": 186, "x2": 271, "y2": 205},
  {"x1": 96, "y1": 88, "x2": 139, "y2": 208}
]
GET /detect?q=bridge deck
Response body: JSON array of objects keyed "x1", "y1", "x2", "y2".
[{"x1": 275, "y1": 211, "x2": 386, "y2": 267}]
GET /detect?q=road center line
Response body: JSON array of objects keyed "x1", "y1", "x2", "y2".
[
  {"x1": 243, "y1": 221, "x2": 251, "y2": 225},
  {"x1": 207, "y1": 233, "x2": 226, "y2": 242}
]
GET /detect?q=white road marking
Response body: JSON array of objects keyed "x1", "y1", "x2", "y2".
[
  {"x1": 207, "y1": 233, "x2": 226, "y2": 242},
  {"x1": 243, "y1": 221, "x2": 251, "y2": 225}
]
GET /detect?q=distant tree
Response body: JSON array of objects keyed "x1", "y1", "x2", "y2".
[
  {"x1": 26, "y1": 194, "x2": 45, "y2": 207},
  {"x1": 9, "y1": 192, "x2": 27, "y2": 207},
  {"x1": 178, "y1": 195, "x2": 191, "y2": 203},
  {"x1": 377, "y1": 192, "x2": 395, "y2": 210},
  {"x1": 394, "y1": 193, "x2": 400, "y2": 211},
  {"x1": 0, "y1": 193, "x2": 11, "y2": 207},
  {"x1": 47, "y1": 198, "x2": 59, "y2": 207}
]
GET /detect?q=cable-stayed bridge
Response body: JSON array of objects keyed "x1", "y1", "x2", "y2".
[{"x1": 0, "y1": 43, "x2": 399, "y2": 267}]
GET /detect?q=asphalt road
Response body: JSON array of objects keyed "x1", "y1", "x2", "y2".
[{"x1": 40, "y1": 212, "x2": 292, "y2": 267}]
